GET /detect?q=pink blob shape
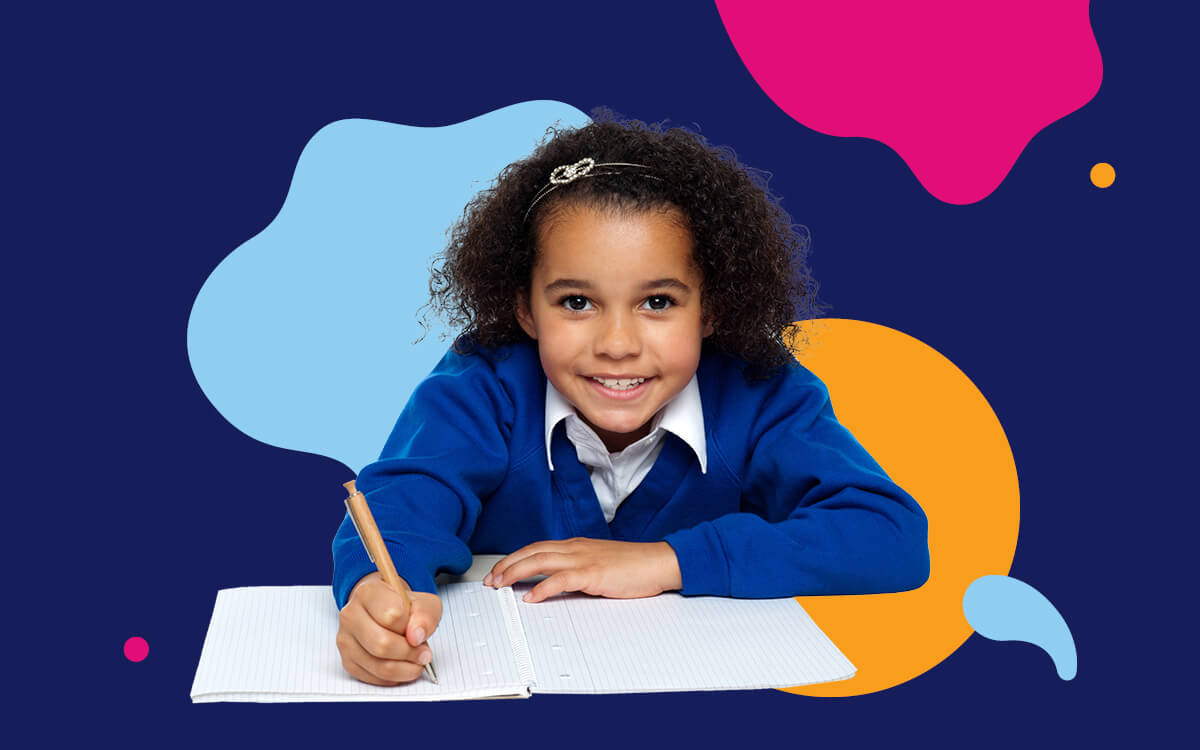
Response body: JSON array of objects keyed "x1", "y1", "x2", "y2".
[
  {"x1": 716, "y1": 0, "x2": 1102, "y2": 204},
  {"x1": 124, "y1": 636, "x2": 149, "y2": 662}
]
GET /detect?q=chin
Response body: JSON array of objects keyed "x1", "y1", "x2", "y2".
[{"x1": 590, "y1": 415, "x2": 649, "y2": 435}]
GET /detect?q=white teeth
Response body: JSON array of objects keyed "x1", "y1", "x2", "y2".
[{"x1": 592, "y1": 377, "x2": 645, "y2": 390}]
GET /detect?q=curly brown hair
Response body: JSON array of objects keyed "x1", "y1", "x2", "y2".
[{"x1": 424, "y1": 112, "x2": 822, "y2": 377}]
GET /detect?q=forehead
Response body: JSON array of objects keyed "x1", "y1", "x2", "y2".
[{"x1": 533, "y1": 203, "x2": 696, "y2": 278}]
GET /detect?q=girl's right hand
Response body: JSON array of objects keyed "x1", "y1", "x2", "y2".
[{"x1": 336, "y1": 572, "x2": 443, "y2": 685}]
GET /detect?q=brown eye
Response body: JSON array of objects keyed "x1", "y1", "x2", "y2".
[
  {"x1": 560, "y1": 295, "x2": 592, "y2": 312},
  {"x1": 643, "y1": 295, "x2": 675, "y2": 311}
]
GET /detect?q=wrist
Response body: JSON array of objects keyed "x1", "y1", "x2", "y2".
[{"x1": 654, "y1": 541, "x2": 682, "y2": 592}]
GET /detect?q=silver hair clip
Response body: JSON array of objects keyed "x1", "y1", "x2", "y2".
[{"x1": 523, "y1": 158, "x2": 659, "y2": 223}]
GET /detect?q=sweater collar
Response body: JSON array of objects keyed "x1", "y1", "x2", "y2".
[{"x1": 544, "y1": 375, "x2": 707, "y2": 474}]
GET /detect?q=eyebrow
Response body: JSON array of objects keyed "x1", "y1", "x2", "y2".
[{"x1": 543, "y1": 278, "x2": 692, "y2": 294}]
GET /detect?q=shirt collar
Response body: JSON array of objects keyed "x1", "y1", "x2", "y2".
[{"x1": 544, "y1": 375, "x2": 707, "y2": 474}]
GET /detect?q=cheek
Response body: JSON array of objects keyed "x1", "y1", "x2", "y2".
[
  {"x1": 535, "y1": 325, "x2": 580, "y2": 373},
  {"x1": 679, "y1": 341, "x2": 704, "y2": 373},
  {"x1": 651, "y1": 326, "x2": 704, "y2": 371}
]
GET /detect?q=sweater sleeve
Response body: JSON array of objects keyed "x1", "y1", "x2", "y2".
[
  {"x1": 331, "y1": 348, "x2": 513, "y2": 608},
  {"x1": 664, "y1": 371, "x2": 929, "y2": 598}
]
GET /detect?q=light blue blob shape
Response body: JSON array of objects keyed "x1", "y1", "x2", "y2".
[
  {"x1": 187, "y1": 101, "x2": 591, "y2": 473},
  {"x1": 963, "y1": 574, "x2": 1077, "y2": 680}
]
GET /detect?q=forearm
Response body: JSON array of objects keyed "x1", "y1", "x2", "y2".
[
  {"x1": 332, "y1": 345, "x2": 513, "y2": 607},
  {"x1": 333, "y1": 471, "x2": 481, "y2": 607},
  {"x1": 665, "y1": 489, "x2": 929, "y2": 598}
]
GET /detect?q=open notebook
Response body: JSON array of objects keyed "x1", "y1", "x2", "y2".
[{"x1": 191, "y1": 582, "x2": 854, "y2": 702}]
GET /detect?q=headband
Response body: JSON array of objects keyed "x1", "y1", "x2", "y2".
[{"x1": 522, "y1": 157, "x2": 660, "y2": 222}]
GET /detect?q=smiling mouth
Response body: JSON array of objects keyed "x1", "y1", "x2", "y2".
[{"x1": 590, "y1": 376, "x2": 647, "y2": 391}]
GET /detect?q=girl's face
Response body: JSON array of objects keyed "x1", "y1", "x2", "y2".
[{"x1": 517, "y1": 203, "x2": 713, "y2": 453}]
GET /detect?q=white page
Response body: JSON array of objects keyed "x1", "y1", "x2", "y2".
[
  {"x1": 512, "y1": 583, "x2": 855, "y2": 694},
  {"x1": 190, "y1": 584, "x2": 528, "y2": 702},
  {"x1": 191, "y1": 583, "x2": 854, "y2": 702}
]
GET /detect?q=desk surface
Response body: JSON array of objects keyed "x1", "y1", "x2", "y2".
[{"x1": 433, "y1": 554, "x2": 507, "y2": 585}]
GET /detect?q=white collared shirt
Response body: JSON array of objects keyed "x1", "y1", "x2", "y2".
[{"x1": 544, "y1": 376, "x2": 707, "y2": 523}]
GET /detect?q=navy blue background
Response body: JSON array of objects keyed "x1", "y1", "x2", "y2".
[{"x1": 9, "y1": 2, "x2": 1191, "y2": 746}]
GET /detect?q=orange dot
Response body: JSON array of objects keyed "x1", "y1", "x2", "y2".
[
  {"x1": 782, "y1": 319, "x2": 1019, "y2": 696},
  {"x1": 1090, "y1": 162, "x2": 1115, "y2": 188}
]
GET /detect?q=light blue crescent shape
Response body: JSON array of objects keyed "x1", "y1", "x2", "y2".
[
  {"x1": 963, "y1": 574, "x2": 1077, "y2": 680},
  {"x1": 187, "y1": 101, "x2": 591, "y2": 473}
]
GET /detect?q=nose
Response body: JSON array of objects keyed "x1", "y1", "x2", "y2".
[{"x1": 594, "y1": 309, "x2": 641, "y2": 359}]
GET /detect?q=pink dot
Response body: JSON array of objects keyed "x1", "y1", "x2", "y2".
[{"x1": 124, "y1": 636, "x2": 149, "y2": 662}]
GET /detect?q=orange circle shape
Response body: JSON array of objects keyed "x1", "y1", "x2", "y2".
[
  {"x1": 1090, "y1": 162, "x2": 1115, "y2": 188},
  {"x1": 782, "y1": 319, "x2": 1019, "y2": 696}
]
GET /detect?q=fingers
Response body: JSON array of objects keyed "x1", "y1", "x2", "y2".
[
  {"x1": 354, "y1": 576, "x2": 444, "y2": 646},
  {"x1": 485, "y1": 543, "x2": 545, "y2": 585},
  {"x1": 486, "y1": 540, "x2": 576, "y2": 587},
  {"x1": 488, "y1": 550, "x2": 575, "y2": 588},
  {"x1": 336, "y1": 588, "x2": 439, "y2": 686},
  {"x1": 336, "y1": 616, "x2": 432, "y2": 686},
  {"x1": 340, "y1": 598, "x2": 424, "y2": 661},
  {"x1": 523, "y1": 569, "x2": 590, "y2": 603},
  {"x1": 357, "y1": 578, "x2": 413, "y2": 637},
  {"x1": 405, "y1": 591, "x2": 444, "y2": 647},
  {"x1": 494, "y1": 540, "x2": 678, "y2": 601}
]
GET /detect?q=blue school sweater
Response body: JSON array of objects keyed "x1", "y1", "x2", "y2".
[{"x1": 332, "y1": 341, "x2": 929, "y2": 608}]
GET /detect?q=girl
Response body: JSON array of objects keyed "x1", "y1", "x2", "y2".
[{"x1": 333, "y1": 116, "x2": 929, "y2": 686}]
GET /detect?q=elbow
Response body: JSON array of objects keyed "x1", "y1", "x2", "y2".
[
  {"x1": 891, "y1": 541, "x2": 930, "y2": 593},
  {"x1": 885, "y1": 508, "x2": 930, "y2": 593},
  {"x1": 822, "y1": 510, "x2": 929, "y2": 596},
  {"x1": 846, "y1": 502, "x2": 929, "y2": 595}
]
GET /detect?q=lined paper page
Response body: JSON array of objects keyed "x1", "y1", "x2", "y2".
[
  {"x1": 190, "y1": 585, "x2": 527, "y2": 702},
  {"x1": 513, "y1": 584, "x2": 854, "y2": 694}
]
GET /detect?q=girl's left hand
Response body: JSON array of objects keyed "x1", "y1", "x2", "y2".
[{"x1": 484, "y1": 538, "x2": 682, "y2": 603}]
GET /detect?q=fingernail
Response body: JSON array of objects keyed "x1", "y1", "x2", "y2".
[
  {"x1": 483, "y1": 574, "x2": 492, "y2": 586},
  {"x1": 523, "y1": 592, "x2": 532, "y2": 602},
  {"x1": 417, "y1": 650, "x2": 432, "y2": 665},
  {"x1": 413, "y1": 627, "x2": 426, "y2": 644}
]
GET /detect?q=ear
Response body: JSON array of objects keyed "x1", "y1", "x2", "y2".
[
  {"x1": 701, "y1": 315, "x2": 715, "y2": 339},
  {"x1": 515, "y1": 292, "x2": 538, "y2": 340}
]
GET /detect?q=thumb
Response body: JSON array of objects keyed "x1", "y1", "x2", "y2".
[{"x1": 405, "y1": 591, "x2": 443, "y2": 647}]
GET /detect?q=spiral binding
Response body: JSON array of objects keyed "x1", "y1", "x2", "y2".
[{"x1": 496, "y1": 586, "x2": 537, "y2": 689}]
